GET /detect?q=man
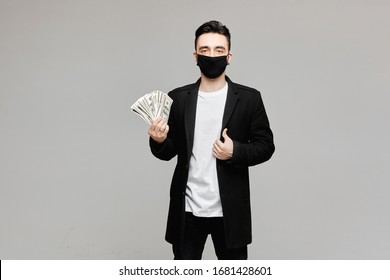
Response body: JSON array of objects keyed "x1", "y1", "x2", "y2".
[{"x1": 148, "y1": 20, "x2": 274, "y2": 260}]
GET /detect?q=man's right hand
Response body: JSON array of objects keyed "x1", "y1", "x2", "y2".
[{"x1": 148, "y1": 116, "x2": 169, "y2": 144}]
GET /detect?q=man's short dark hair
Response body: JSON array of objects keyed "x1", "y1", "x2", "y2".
[{"x1": 195, "y1": 20, "x2": 231, "y2": 51}]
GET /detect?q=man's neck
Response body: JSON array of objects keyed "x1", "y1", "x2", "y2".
[{"x1": 199, "y1": 74, "x2": 227, "y2": 92}]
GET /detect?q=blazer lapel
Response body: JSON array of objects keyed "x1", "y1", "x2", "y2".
[
  {"x1": 221, "y1": 77, "x2": 239, "y2": 130},
  {"x1": 184, "y1": 77, "x2": 238, "y2": 159},
  {"x1": 184, "y1": 80, "x2": 200, "y2": 163}
]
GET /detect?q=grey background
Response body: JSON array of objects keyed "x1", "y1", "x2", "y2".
[{"x1": 1, "y1": 0, "x2": 389, "y2": 259}]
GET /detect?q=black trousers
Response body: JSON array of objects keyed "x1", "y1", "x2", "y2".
[{"x1": 173, "y1": 212, "x2": 248, "y2": 260}]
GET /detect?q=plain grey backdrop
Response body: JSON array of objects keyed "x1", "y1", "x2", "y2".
[{"x1": 1, "y1": 0, "x2": 389, "y2": 259}]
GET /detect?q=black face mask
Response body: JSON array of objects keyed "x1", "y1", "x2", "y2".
[{"x1": 196, "y1": 54, "x2": 229, "y2": 79}]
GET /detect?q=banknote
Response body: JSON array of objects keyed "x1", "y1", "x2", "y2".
[{"x1": 131, "y1": 90, "x2": 172, "y2": 125}]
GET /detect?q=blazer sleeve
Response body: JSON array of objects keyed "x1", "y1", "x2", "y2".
[{"x1": 230, "y1": 92, "x2": 275, "y2": 167}]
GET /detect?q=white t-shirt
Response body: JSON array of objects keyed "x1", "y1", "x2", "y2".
[{"x1": 185, "y1": 83, "x2": 228, "y2": 217}]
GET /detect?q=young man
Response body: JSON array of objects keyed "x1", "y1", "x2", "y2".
[{"x1": 148, "y1": 20, "x2": 275, "y2": 260}]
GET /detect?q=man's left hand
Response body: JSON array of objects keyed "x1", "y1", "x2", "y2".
[{"x1": 213, "y1": 128, "x2": 233, "y2": 160}]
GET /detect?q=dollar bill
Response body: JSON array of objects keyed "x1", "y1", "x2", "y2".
[{"x1": 131, "y1": 90, "x2": 172, "y2": 125}]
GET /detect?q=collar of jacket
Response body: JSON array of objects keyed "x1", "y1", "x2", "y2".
[{"x1": 184, "y1": 76, "x2": 239, "y2": 163}]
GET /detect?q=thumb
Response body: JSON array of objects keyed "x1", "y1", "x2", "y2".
[{"x1": 222, "y1": 128, "x2": 230, "y2": 140}]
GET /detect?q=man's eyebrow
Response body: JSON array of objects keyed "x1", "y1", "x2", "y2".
[{"x1": 198, "y1": 46, "x2": 226, "y2": 50}]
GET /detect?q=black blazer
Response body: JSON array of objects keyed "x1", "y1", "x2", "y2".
[{"x1": 150, "y1": 76, "x2": 275, "y2": 249}]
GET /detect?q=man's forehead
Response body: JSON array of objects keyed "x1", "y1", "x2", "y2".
[{"x1": 196, "y1": 33, "x2": 228, "y2": 48}]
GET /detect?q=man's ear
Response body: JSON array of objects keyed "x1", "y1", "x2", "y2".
[
  {"x1": 193, "y1": 52, "x2": 198, "y2": 63},
  {"x1": 227, "y1": 52, "x2": 232, "y2": 65}
]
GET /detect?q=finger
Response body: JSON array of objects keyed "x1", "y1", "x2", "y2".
[
  {"x1": 150, "y1": 117, "x2": 161, "y2": 131},
  {"x1": 213, "y1": 142, "x2": 223, "y2": 154},
  {"x1": 214, "y1": 140, "x2": 224, "y2": 150},
  {"x1": 148, "y1": 129, "x2": 159, "y2": 139},
  {"x1": 148, "y1": 125, "x2": 156, "y2": 135},
  {"x1": 212, "y1": 145, "x2": 219, "y2": 156},
  {"x1": 213, "y1": 148, "x2": 223, "y2": 160},
  {"x1": 222, "y1": 128, "x2": 229, "y2": 140},
  {"x1": 159, "y1": 121, "x2": 167, "y2": 132},
  {"x1": 154, "y1": 119, "x2": 166, "y2": 133},
  {"x1": 154, "y1": 116, "x2": 162, "y2": 125},
  {"x1": 162, "y1": 124, "x2": 169, "y2": 134}
]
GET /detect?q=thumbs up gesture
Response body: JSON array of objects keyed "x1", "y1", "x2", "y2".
[{"x1": 213, "y1": 128, "x2": 234, "y2": 160}]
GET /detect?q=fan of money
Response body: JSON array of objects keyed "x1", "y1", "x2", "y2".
[{"x1": 131, "y1": 90, "x2": 173, "y2": 125}]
